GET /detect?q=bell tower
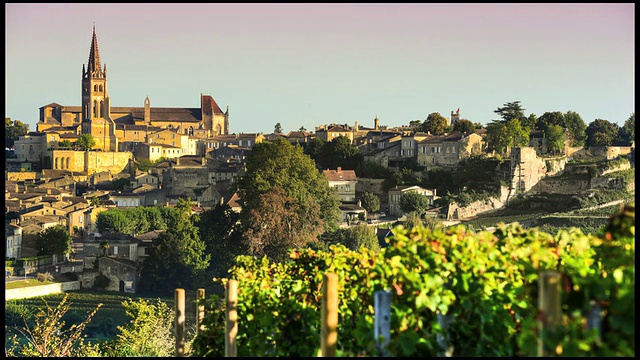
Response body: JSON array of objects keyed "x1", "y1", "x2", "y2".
[{"x1": 81, "y1": 25, "x2": 116, "y2": 151}]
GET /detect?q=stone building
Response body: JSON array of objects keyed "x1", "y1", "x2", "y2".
[{"x1": 37, "y1": 26, "x2": 230, "y2": 152}]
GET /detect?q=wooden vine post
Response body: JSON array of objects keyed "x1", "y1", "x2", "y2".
[
  {"x1": 196, "y1": 288, "x2": 205, "y2": 335},
  {"x1": 225, "y1": 279, "x2": 238, "y2": 357},
  {"x1": 321, "y1": 272, "x2": 339, "y2": 357},
  {"x1": 174, "y1": 288, "x2": 186, "y2": 357},
  {"x1": 537, "y1": 271, "x2": 562, "y2": 357}
]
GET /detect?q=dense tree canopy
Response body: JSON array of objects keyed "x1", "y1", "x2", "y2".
[
  {"x1": 453, "y1": 119, "x2": 476, "y2": 134},
  {"x1": 360, "y1": 191, "x2": 381, "y2": 214},
  {"x1": 545, "y1": 124, "x2": 565, "y2": 154},
  {"x1": 563, "y1": 111, "x2": 588, "y2": 146},
  {"x1": 196, "y1": 204, "x2": 243, "y2": 278},
  {"x1": 317, "y1": 135, "x2": 363, "y2": 170},
  {"x1": 586, "y1": 119, "x2": 619, "y2": 147},
  {"x1": 506, "y1": 119, "x2": 530, "y2": 148},
  {"x1": 400, "y1": 191, "x2": 431, "y2": 215},
  {"x1": 76, "y1": 133, "x2": 95, "y2": 151},
  {"x1": 238, "y1": 139, "x2": 340, "y2": 258},
  {"x1": 493, "y1": 101, "x2": 526, "y2": 123},
  {"x1": 421, "y1": 112, "x2": 449, "y2": 135},
  {"x1": 139, "y1": 198, "x2": 210, "y2": 294},
  {"x1": 617, "y1": 113, "x2": 635, "y2": 144},
  {"x1": 274, "y1": 122, "x2": 283, "y2": 134},
  {"x1": 5, "y1": 118, "x2": 29, "y2": 149},
  {"x1": 485, "y1": 121, "x2": 511, "y2": 156},
  {"x1": 536, "y1": 111, "x2": 565, "y2": 132},
  {"x1": 36, "y1": 225, "x2": 72, "y2": 257}
]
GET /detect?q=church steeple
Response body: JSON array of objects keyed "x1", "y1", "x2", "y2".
[{"x1": 86, "y1": 25, "x2": 104, "y2": 78}]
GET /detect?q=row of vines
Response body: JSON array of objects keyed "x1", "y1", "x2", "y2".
[{"x1": 192, "y1": 205, "x2": 635, "y2": 356}]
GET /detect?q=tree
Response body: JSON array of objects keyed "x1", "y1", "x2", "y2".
[
  {"x1": 303, "y1": 137, "x2": 325, "y2": 162},
  {"x1": 317, "y1": 135, "x2": 363, "y2": 170},
  {"x1": 536, "y1": 111, "x2": 565, "y2": 132},
  {"x1": 617, "y1": 113, "x2": 635, "y2": 145},
  {"x1": 99, "y1": 240, "x2": 110, "y2": 256},
  {"x1": 452, "y1": 119, "x2": 475, "y2": 134},
  {"x1": 5, "y1": 118, "x2": 29, "y2": 149},
  {"x1": 237, "y1": 138, "x2": 341, "y2": 234},
  {"x1": 485, "y1": 121, "x2": 511, "y2": 156},
  {"x1": 75, "y1": 133, "x2": 95, "y2": 151},
  {"x1": 400, "y1": 191, "x2": 431, "y2": 215},
  {"x1": 521, "y1": 113, "x2": 537, "y2": 132},
  {"x1": 274, "y1": 122, "x2": 283, "y2": 134},
  {"x1": 243, "y1": 186, "x2": 323, "y2": 262},
  {"x1": 563, "y1": 111, "x2": 588, "y2": 146},
  {"x1": 493, "y1": 101, "x2": 525, "y2": 123},
  {"x1": 586, "y1": 119, "x2": 619, "y2": 147},
  {"x1": 197, "y1": 204, "x2": 243, "y2": 279},
  {"x1": 546, "y1": 124, "x2": 565, "y2": 155},
  {"x1": 36, "y1": 225, "x2": 72, "y2": 257},
  {"x1": 97, "y1": 208, "x2": 134, "y2": 234},
  {"x1": 409, "y1": 119, "x2": 422, "y2": 133},
  {"x1": 506, "y1": 118, "x2": 530, "y2": 148},
  {"x1": 340, "y1": 224, "x2": 379, "y2": 251},
  {"x1": 60, "y1": 140, "x2": 72, "y2": 148},
  {"x1": 421, "y1": 112, "x2": 449, "y2": 135},
  {"x1": 5, "y1": 294, "x2": 102, "y2": 357},
  {"x1": 298, "y1": 126, "x2": 307, "y2": 132},
  {"x1": 135, "y1": 158, "x2": 156, "y2": 172},
  {"x1": 139, "y1": 199, "x2": 210, "y2": 294},
  {"x1": 101, "y1": 298, "x2": 177, "y2": 357},
  {"x1": 360, "y1": 191, "x2": 381, "y2": 214}
]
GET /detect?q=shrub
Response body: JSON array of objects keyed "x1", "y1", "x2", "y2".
[
  {"x1": 93, "y1": 274, "x2": 111, "y2": 290},
  {"x1": 36, "y1": 272, "x2": 54, "y2": 282}
]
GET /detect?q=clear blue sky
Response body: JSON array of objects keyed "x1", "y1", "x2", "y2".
[{"x1": 5, "y1": 3, "x2": 635, "y2": 134}]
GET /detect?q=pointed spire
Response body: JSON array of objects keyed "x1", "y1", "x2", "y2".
[{"x1": 87, "y1": 24, "x2": 103, "y2": 78}]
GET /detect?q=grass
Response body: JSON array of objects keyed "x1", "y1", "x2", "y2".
[
  {"x1": 5, "y1": 274, "x2": 77, "y2": 290},
  {"x1": 5, "y1": 289, "x2": 201, "y2": 343}
]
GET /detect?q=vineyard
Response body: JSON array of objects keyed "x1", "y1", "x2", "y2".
[{"x1": 193, "y1": 205, "x2": 635, "y2": 356}]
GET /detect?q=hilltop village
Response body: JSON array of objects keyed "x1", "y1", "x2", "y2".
[{"x1": 5, "y1": 27, "x2": 635, "y2": 293}]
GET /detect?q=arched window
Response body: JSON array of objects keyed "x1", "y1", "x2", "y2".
[
  {"x1": 93, "y1": 100, "x2": 98, "y2": 117},
  {"x1": 54, "y1": 157, "x2": 59, "y2": 169},
  {"x1": 66, "y1": 157, "x2": 70, "y2": 169},
  {"x1": 99, "y1": 85, "x2": 103, "y2": 92},
  {"x1": 94, "y1": 84, "x2": 97, "y2": 91}
]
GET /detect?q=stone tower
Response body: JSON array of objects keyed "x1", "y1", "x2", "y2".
[{"x1": 81, "y1": 25, "x2": 117, "y2": 151}]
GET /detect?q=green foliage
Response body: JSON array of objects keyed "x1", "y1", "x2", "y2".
[
  {"x1": 110, "y1": 177, "x2": 130, "y2": 191},
  {"x1": 564, "y1": 111, "x2": 588, "y2": 146},
  {"x1": 197, "y1": 204, "x2": 244, "y2": 279},
  {"x1": 193, "y1": 205, "x2": 634, "y2": 357},
  {"x1": 5, "y1": 293, "x2": 103, "y2": 357},
  {"x1": 486, "y1": 121, "x2": 511, "y2": 155},
  {"x1": 546, "y1": 124, "x2": 565, "y2": 154},
  {"x1": 617, "y1": 112, "x2": 634, "y2": 145},
  {"x1": 139, "y1": 199, "x2": 210, "y2": 295},
  {"x1": 421, "y1": 112, "x2": 450, "y2": 135},
  {"x1": 75, "y1": 133, "x2": 96, "y2": 151},
  {"x1": 317, "y1": 135, "x2": 363, "y2": 171},
  {"x1": 36, "y1": 224, "x2": 72, "y2": 256},
  {"x1": 332, "y1": 224, "x2": 380, "y2": 252},
  {"x1": 506, "y1": 118, "x2": 530, "y2": 148},
  {"x1": 360, "y1": 191, "x2": 381, "y2": 214},
  {"x1": 238, "y1": 137, "x2": 341, "y2": 234},
  {"x1": 586, "y1": 119, "x2": 619, "y2": 147},
  {"x1": 134, "y1": 158, "x2": 156, "y2": 172},
  {"x1": 399, "y1": 191, "x2": 431, "y2": 214},
  {"x1": 5, "y1": 301, "x2": 36, "y2": 327},
  {"x1": 93, "y1": 274, "x2": 111, "y2": 290},
  {"x1": 494, "y1": 101, "x2": 526, "y2": 123},
  {"x1": 5, "y1": 117, "x2": 30, "y2": 149},
  {"x1": 356, "y1": 160, "x2": 392, "y2": 179},
  {"x1": 96, "y1": 206, "x2": 167, "y2": 235},
  {"x1": 100, "y1": 298, "x2": 177, "y2": 357},
  {"x1": 452, "y1": 119, "x2": 476, "y2": 134},
  {"x1": 274, "y1": 122, "x2": 283, "y2": 134}
]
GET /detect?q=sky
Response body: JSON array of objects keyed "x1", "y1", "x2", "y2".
[{"x1": 5, "y1": 3, "x2": 635, "y2": 135}]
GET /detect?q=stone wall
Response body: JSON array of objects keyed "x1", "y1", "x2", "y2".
[
  {"x1": 5, "y1": 280, "x2": 81, "y2": 300},
  {"x1": 6, "y1": 171, "x2": 37, "y2": 181},
  {"x1": 446, "y1": 186, "x2": 509, "y2": 220}
]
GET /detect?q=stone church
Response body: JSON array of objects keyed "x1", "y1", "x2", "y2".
[{"x1": 37, "y1": 26, "x2": 230, "y2": 152}]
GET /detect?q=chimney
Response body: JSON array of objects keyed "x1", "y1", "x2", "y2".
[{"x1": 337, "y1": 167, "x2": 341, "y2": 172}]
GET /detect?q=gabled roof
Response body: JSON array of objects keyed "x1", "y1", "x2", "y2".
[{"x1": 323, "y1": 168, "x2": 357, "y2": 182}]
